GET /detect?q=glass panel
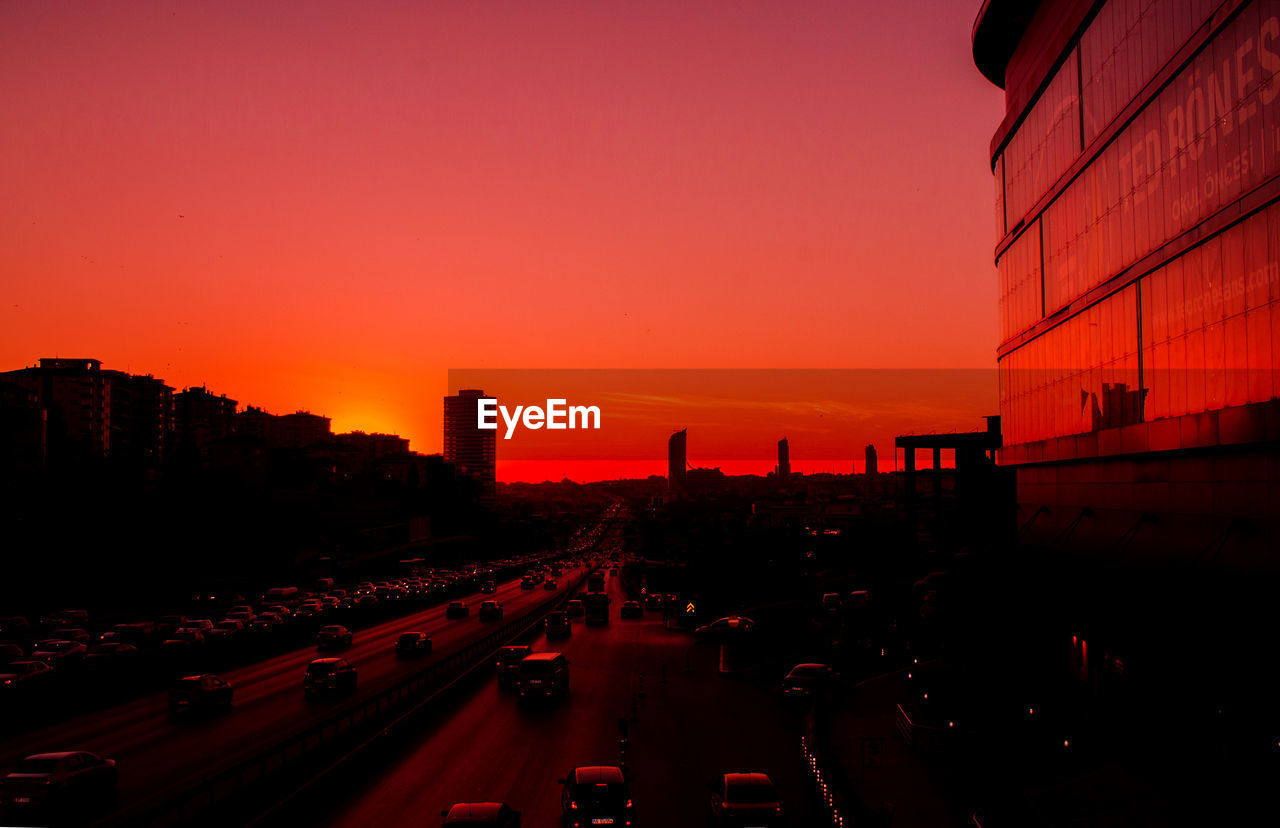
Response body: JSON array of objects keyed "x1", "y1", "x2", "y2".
[{"x1": 1004, "y1": 49, "x2": 1081, "y2": 226}]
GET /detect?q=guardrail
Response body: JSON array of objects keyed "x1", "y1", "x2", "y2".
[
  {"x1": 92, "y1": 572, "x2": 586, "y2": 828},
  {"x1": 802, "y1": 708, "x2": 856, "y2": 828}
]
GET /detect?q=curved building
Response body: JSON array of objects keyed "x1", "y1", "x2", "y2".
[{"x1": 976, "y1": 0, "x2": 1280, "y2": 565}]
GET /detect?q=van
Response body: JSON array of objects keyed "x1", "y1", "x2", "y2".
[{"x1": 517, "y1": 652, "x2": 570, "y2": 700}]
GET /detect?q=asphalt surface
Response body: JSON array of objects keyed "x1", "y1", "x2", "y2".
[
  {"x1": 0, "y1": 567, "x2": 586, "y2": 818},
  {"x1": 322, "y1": 575, "x2": 817, "y2": 827}
]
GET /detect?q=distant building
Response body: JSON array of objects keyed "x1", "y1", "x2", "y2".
[
  {"x1": 334, "y1": 431, "x2": 411, "y2": 479},
  {"x1": 174, "y1": 386, "x2": 237, "y2": 454},
  {"x1": 111, "y1": 373, "x2": 174, "y2": 467},
  {"x1": 0, "y1": 379, "x2": 46, "y2": 477},
  {"x1": 3, "y1": 358, "x2": 110, "y2": 462},
  {"x1": 443, "y1": 389, "x2": 496, "y2": 494},
  {"x1": 2, "y1": 358, "x2": 172, "y2": 469},
  {"x1": 233, "y1": 406, "x2": 275, "y2": 442},
  {"x1": 777, "y1": 438, "x2": 791, "y2": 479},
  {"x1": 336, "y1": 431, "x2": 409, "y2": 457},
  {"x1": 668, "y1": 428, "x2": 687, "y2": 495},
  {"x1": 686, "y1": 466, "x2": 726, "y2": 494},
  {"x1": 232, "y1": 407, "x2": 331, "y2": 449},
  {"x1": 274, "y1": 411, "x2": 331, "y2": 448},
  {"x1": 864, "y1": 444, "x2": 878, "y2": 475},
  {"x1": 375, "y1": 451, "x2": 452, "y2": 489}
]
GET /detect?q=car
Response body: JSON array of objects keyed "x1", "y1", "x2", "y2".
[
  {"x1": 31, "y1": 640, "x2": 86, "y2": 668},
  {"x1": 480, "y1": 580, "x2": 497, "y2": 594},
  {"x1": 559, "y1": 765, "x2": 632, "y2": 828},
  {"x1": 0, "y1": 660, "x2": 53, "y2": 690},
  {"x1": 304, "y1": 658, "x2": 357, "y2": 698},
  {"x1": 620, "y1": 601, "x2": 643, "y2": 619},
  {"x1": 161, "y1": 629, "x2": 206, "y2": 650},
  {"x1": 780, "y1": 663, "x2": 838, "y2": 701},
  {"x1": 168, "y1": 674, "x2": 234, "y2": 717},
  {"x1": 710, "y1": 772, "x2": 783, "y2": 826},
  {"x1": 104, "y1": 623, "x2": 152, "y2": 647},
  {"x1": 84, "y1": 643, "x2": 138, "y2": 670},
  {"x1": 695, "y1": 616, "x2": 756, "y2": 641},
  {"x1": 543, "y1": 580, "x2": 558, "y2": 591},
  {"x1": 0, "y1": 616, "x2": 30, "y2": 637},
  {"x1": 544, "y1": 611, "x2": 571, "y2": 639},
  {"x1": 395, "y1": 632, "x2": 433, "y2": 657},
  {"x1": 517, "y1": 652, "x2": 570, "y2": 700},
  {"x1": 446, "y1": 601, "x2": 469, "y2": 619},
  {"x1": 643, "y1": 593, "x2": 664, "y2": 610},
  {"x1": 157, "y1": 615, "x2": 188, "y2": 637},
  {"x1": 51, "y1": 627, "x2": 90, "y2": 644},
  {"x1": 0, "y1": 642, "x2": 24, "y2": 664},
  {"x1": 228, "y1": 605, "x2": 256, "y2": 621},
  {"x1": 208, "y1": 619, "x2": 245, "y2": 641},
  {"x1": 2, "y1": 751, "x2": 118, "y2": 812},
  {"x1": 565, "y1": 599, "x2": 585, "y2": 618},
  {"x1": 478, "y1": 601, "x2": 504, "y2": 622},
  {"x1": 521, "y1": 575, "x2": 539, "y2": 590},
  {"x1": 441, "y1": 801, "x2": 522, "y2": 826},
  {"x1": 42, "y1": 609, "x2": 89, "y2": 628},
  {"x1": 495, "y1": 645, "x2": 532, "y2": 687},
  {"x1": 315, "y1": 625, "x2": 354, "y2": 649}
]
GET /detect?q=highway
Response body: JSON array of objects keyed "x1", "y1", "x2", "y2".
[
  {"x1": 317, "y1": 574, "x2": 818, "y2": 827},
  {"x1": 0, "y1": 566, "x2": 586, "y2": 820}
]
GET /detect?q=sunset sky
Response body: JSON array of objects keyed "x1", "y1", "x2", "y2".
[{"x1": 1, "y1": 0, "x2": 1004, "y2": 472}]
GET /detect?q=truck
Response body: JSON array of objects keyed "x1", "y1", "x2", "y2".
[
  {"x1": 588, "y1": 571, "x2": 605, "y2": 592},
  {"x1": 583, "y1": 591, "x2": 611, "y2": 625}
]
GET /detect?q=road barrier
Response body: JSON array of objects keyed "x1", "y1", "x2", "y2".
[{"x1": 802, "y1": 708, "x2": 856, "y2": 828}]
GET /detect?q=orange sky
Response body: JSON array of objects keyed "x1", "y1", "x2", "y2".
[{"x1": 0, "y1": 1, "x2": 1004, "y2": 466}]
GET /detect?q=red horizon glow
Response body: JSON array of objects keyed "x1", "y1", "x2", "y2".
[{"x1": 1, "y1": 0, "x2": 1004, "y2": 476}]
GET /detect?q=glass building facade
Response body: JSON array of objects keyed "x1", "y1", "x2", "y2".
[{"x1": 975, "y1": 0, "x2": 1280, "y2": 561}]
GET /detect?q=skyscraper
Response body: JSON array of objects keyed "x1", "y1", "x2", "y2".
[
  {"x1": 864, "y1": 443, "x2": 877, "y2": 475},
  {"x1": 444, "y1": 389, "x2": 496, "y2": 494},
  {"x1": 777, "y1": 438, "x2": 790, "y2": 479},
  {"x1": 667, "y1": 428, "x2": 687, "y2": 496}
]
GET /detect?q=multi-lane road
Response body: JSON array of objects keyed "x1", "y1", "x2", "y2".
[
  {"x1": 0, "y1": 566, "x2": 586, "y2": 820},
  {"x1": 314, "y1": 574, "x2": 818, "y2": 827}
]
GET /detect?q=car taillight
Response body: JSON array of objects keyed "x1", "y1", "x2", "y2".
[
  {"x1": 569, "y1": 800, "x2": 578, "y2": 809},
  {"x1": 625, "y1": 799, "x2": 632, "y2": 808}
]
